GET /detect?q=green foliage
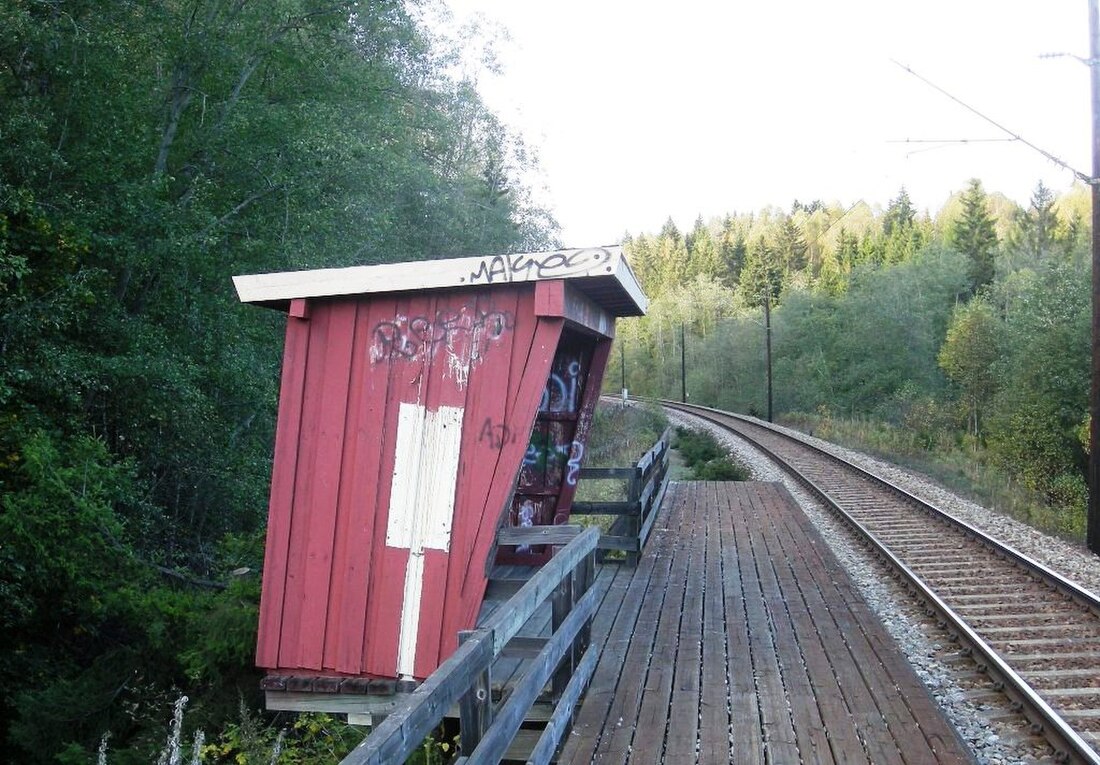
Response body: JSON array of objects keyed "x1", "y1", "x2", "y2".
[
  {"x1": 774, "y1": 216, "x2": 807, "y2": 274},
  {"x1": 203, "y1": 707, "x2": 361, "y2": 765},
  {"x1": 951, "y1": 178, "x2": 999, "y2": 295},
  {"x1": 762, "y1": 243, "x2": 967, "y2": 421},
  {"x1": 985, "y1": 259, "x2": 1089, "y2": 501},
  {"x1": 585, "y1": 402, "x2": 668, "y2": 467},
  {"x1": 1002, "y1": 181, "x2": 1068, "y2": 272},
  {"x1": 785, "y1": 410, "x2": 1085, "y2": 539},
  {"x1": 204, "y1": 707, "x2": 458, "y2": 765},
  {"x1": 738, "y1": 236, "x2": 784, "y2": 308},
  {"x1": 686, "y1": 216, "x2": 724, "y2": 282},
  {"x1": 180, "y1": 575, "x2": 261, "y2": 689},
  {"x1": 675, "y1": 427, "x2": 719, "y2": 466},
  {"x1": 938, "y1": 297, "x2": 1000, "y2": 437},
  {"x1": 622, "y1": 178, "x2": 1087, "y2": 541},
  {"x1": 718, "y1": 220, "x2": 747, "y2": 286},
  {"x1": 693, "y1": 456, "x2": 751, "y2": 481},
  {"x1": 673, "y1": 427, "x2": 750, "y2": 481},
  {"x1": 1, "y1": 433, "x2": 144, "y2": 751},
  {"x1": 610, "y1": 273, "x2": 738, "y2": 401},
  {"x1": 882, "y1": 188, "x2": 915, "y2": 237},
  {"x1": 0, "y1": 431, "x2": 271, "y2": 763},
  {"x1": 0, "y1": 1, "x2": 556, "y2": 761}
]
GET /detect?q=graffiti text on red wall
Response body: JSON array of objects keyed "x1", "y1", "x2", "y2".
[{"x1": 369, "y1": 306, "x2": 513, "y2": 383}]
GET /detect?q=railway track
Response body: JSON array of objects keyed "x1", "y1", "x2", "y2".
[{"x1": 662, "y1": 400, "x2": 1100, "y2": 765}]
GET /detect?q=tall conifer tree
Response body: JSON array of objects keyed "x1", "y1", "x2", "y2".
[{"x1": 952, "y1": 178, "x2": 998, "y2": 295}]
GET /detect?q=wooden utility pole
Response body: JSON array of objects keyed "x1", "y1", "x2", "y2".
[
  {"x1": 764, "y1": 295, "x2": 773, "y2": 423},
  {"x1": 620, "y1": 340, "x2": 626, "y2": 394},
  {"x1": 680, "y1": 322, "x2": 687, "y2": 403},
  {"x1": 1089, "y1": 0, "x2": 1100, "y2": 555}
]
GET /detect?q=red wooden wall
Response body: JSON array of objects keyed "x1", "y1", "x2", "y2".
[{"x1": 256, "y1": 283, "x2": 565, "y2": 680}]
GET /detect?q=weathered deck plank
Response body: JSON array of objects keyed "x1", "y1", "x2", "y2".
[
  {"x1": 768, "y1": 483, "x2": 973, "y2": 765},
  {"x1": 717, "y1": 482, "x2": 766, "y2": 765},
  {"x1": 587, "y1": 505, "x2": 681, "y2": 763},
  {"x1": 696, "y1": 483, "x2": 731, "y2": 764},
  {"x1": 630, "y1": 483, "x2": 699, "y2": 765},
  {"x1": 744, "y1": 488, "x2": 843, "y2": 765},
  {"x1": 554, "y1": 481, "x2": 973, "y2": 765},
  {"x1": 554, "y1": 534, "x2": 667, "y2": 763}
]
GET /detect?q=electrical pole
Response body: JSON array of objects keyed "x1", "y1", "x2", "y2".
[
  {"x1": 680, "y1": 322, "x2": 687, "y2": 403},
  {"x1": 764, "y1": 294, "x2": 773, "y2": 423},
  {"x1": 620, "y1": 340, "x2": 627, "y2": 406},
  {"x1": 621, "y1": 340, "x2": 626, "y2": 389},
  {"x1": 1088, "y1": 0, "x2": 1100, "y2": 555}
]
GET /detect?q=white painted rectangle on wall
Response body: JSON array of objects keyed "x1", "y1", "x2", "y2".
[{"x1": 385, "y1": 401, "x2": 465, "y2": 677}]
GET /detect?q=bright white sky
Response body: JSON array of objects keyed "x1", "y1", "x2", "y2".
[{"x1": 441, "y1": 0, "x2": 1092, "y2": 248}]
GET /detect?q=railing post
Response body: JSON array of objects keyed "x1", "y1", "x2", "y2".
[
  {"x1": 457, "y1": 630, "x2": 492, "y2": 756},
  {"x1": 339, "y1": 529, "x2": 602, "y2": 765},
  {"x1": 578, "y1": 550, "x2": 595, "y2": 655},
  {"x1": 550, "y1": 571, "x2": 574, "y2": 702},
  {"x1": 626, "y1": 465, "x2": 643, "y2": 566}
]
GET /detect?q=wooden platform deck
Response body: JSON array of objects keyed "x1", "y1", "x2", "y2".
[{"x1": 552, "y1": 480, "x2": 974, "y2": 765}]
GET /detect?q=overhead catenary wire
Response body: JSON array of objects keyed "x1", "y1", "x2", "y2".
[
  {"x1": 886, "y1": 138, "x2": 1019, "y2": 143},
  {"x1": 888, "y1": 137, "x2": 1019, "y2": 159},
  {"x1": 890, "y1": 59, "x2": 1092, "y2": 183}
]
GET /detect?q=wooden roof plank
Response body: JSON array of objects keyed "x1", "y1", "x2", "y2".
[{"x1": 233, "y1": 247, "x2": 647, "y2": 317}]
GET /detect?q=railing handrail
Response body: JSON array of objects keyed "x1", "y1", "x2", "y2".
[
  {"x1": 572, "y1": 427, "x2": 671, "y2": 559},
  {"x1": 480, "y1": 526, "x2": 597, "y2": 656},
  {"x1": 634, "y1": 427, "x2": 670, "y2": 476},
  {"x1": 339, "y1": 526, "x2": 600, "y2": 765}
]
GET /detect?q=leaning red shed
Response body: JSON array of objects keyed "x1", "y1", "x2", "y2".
[{"x1": 234, "y1": 247, "x2": 646, "y2": 684}]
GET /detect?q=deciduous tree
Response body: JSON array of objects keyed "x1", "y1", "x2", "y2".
[{"x1": 938, "y1": 298, "x2": 1001, "y2": 437}]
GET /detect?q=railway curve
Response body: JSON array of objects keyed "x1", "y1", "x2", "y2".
[{"x1": 661, "y1": 399, "x2": 1100, "y2": 765}]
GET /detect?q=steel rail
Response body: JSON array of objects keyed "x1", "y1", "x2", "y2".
[{"x1": 661, "y1": 399, "x2": 1100, "y2": 765}]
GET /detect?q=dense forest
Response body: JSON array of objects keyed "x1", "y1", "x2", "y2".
[
  {"x1": 1, "y1": 2, "x2": 1093, "y2": 763},
  {"x1": 0, "y1": 2, "x2": 557, "y2": 762},
  {"x1": 609, "y1": 181, "x2": 1091, "y2": 538}
]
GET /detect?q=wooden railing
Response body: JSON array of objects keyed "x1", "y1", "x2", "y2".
[
  {"x1": 339, "y1": 526, "x2": 600, "y2": 765},
  {"x1": 571, "y1": 427, "x2": 671, "y2": 564}
]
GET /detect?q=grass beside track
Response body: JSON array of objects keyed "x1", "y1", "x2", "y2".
[{"x1": 572, "y1": 402, "x2": 669, "y2": 537}]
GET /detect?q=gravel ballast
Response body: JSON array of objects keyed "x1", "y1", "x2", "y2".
[{"x1": 666, "y1": 408, "x2": 1099, "y2": 765}]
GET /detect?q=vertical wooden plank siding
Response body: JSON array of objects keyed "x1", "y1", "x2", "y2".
[
  {"x1": 453, "y1": 314, "x2": 564, "y2": 634},
  {"x1": 324, "y1": 299, "x2": 373, "y2": 674},
  {"x1": 294, "y1": 299, "x2": 357, "y2": 669},
  {"x1": 450, "y1": 296, "x2": 560, "y2": 650},
  {"x1": 276, "y1": 302, "x2": 333, "y2": 667},
  {"x1": 361, "y1": 292, "x2": 417, "y2": 678},
  {"x1": 255, "y1": 308, "x2": 312, "y2": 668},
  {"x1": 425, "y1": 289, "x2": 527, "y2": 669},
  {"x1": 254, "y1": 281, "x2": 615, "y2": 680},
  {"x1": 454, "y1": 286, "x2": 541, "y2": 597},
  {"x1": 403, "y1": 291, "x2": 475, "y2": 679},
  {"x1": 501, "y1": 288, "x2": 541, "y2": 432}
]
